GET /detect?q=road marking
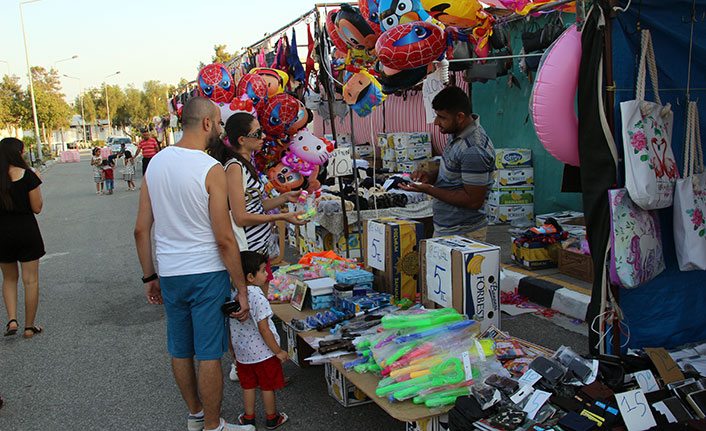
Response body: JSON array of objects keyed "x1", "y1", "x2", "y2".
[{"x1": 41, "y1": 252, "x2": 70, "y2": 261}]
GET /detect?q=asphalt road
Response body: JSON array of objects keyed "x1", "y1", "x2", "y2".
[{"x1": 0, "y1": 152, "x2": 586, "y2": 430}]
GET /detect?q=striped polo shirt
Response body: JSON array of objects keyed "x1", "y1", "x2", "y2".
[{"x1": 138, "y1": 138, "x2": 160, "y2": 158}]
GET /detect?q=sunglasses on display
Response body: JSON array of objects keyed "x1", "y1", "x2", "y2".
[{"x1": 246, "y1": 128, "x2": 264, "y2": 138}]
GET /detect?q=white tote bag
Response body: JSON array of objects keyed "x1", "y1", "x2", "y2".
[
  {"x1": 621, "y1": 29, "x2": 678, "y2": 210},
  {"x1": 674, "y1": 101, "x2": 706, "y2": 271}
]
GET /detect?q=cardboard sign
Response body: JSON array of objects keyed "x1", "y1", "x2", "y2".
[
  {"x1": 366, "y1": 221, "x2": 386, "y2": 271},
  {"x1": 522, "y1": 390, "x2": 552, "y2": 420},
  {"x1": 632, "y1": 370, "x2": 660, "y2": 394},
  {"x1": 422, "y1": 69, "x2": 444, "y2": 123},
  {"x1": 425, "y1": 241, "x2": 453, "y2": 308},
  {"x1": 615, "y1": 389, "x2": 657, "y2": 431},
  {"x1": 645, "y1": 347, "x2": 685, "y2": 384},
  {"x1": 518, "y1": 368, "x2": 543, "y2": 388},
  {"x1": 327, "y1": 146, "x2": 353, "y2": 177}
]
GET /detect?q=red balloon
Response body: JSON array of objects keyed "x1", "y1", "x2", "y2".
[
  {"x1": 326, "y1": 10, "x2": 350, "y2": 53},
  {"x1": 360, "y1": 0, "x2": 383, "y2": 36},
  {"x1": 375, "y1": 22, "x2": 446, "y2": 70},
  {"x1": 197, "y1": 63, "x2": 235, "y2": 104},
  {"x1": 261, "y1": 94, "x2": 301, "y2": 138},
  {"x1": 235, "y1": 73, "x2": 269, "y2": 114}
]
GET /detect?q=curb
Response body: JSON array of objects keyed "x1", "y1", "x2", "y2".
[{"x1": 500, "y1": 265, "x2": 590, "y2": 321}]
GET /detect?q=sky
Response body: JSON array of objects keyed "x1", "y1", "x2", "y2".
[{"x1": 0, "y1": 0, "x2": 323, "y2": 102}]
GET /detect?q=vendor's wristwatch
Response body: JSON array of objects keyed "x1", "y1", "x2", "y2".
[{"x1": 141, "y1": 273, "x2": 158, "y2": 283}]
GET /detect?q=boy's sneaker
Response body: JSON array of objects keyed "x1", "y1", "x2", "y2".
[
  {"x1": 229, "y1": 363, "x2": 239, "y2": 382},
  {"x1": 237, "y1": 414, "x2": 255, "y2": 426},
  {"x1": 211, "y1": 418, "x2": 255, "y2": 431},
  {"x1": 266, "y1": 412, "x2": 289, "y2": 430},
  {"x1": 187, "y1": 412, "x2": 204, "y2": 431}
]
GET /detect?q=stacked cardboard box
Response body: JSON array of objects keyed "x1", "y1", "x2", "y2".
[
  {"x1": 378, "y1": 132, "x2": 432, "y2": 173},
  {"x1": 488, "y1": 149, "x2": 534, "y2": 224},
  {"x1": 295, "y1": 223, "x2": 362, "y2": 260}
]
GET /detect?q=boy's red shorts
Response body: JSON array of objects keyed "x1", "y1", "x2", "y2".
[{"x1": 236, "y1": 356, "x2": 284, "y2": 390}]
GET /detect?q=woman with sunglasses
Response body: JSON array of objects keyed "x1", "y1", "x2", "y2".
[{"x1": 208, "y1": 113, "x2": 306, "y2": 266}]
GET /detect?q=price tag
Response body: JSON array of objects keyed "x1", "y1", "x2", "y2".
[
  {"x1": 366, "y1": 221, "x2": 386, "y2": 271},
  {"x1": 522, "y1": 389, "x2": 552, "y2": 420},
  {"x1": 326, "y1": 147, "x2": 353, "y2": 177},
  {"x1": 461, "y1": 351, "x2": 473, "y2": 381},
  {"x1": 425, "y1": 242, "x2": 452, "y2": 308},
  {"x1": 615, "y1": 389, "x2": 657, "y2": 431},
  {"x1": 518, "y1": 368, "x2": 543, "y2": 388},
  {"x1": 632, "y1": 370, "x2": 659, "y2": 394}
]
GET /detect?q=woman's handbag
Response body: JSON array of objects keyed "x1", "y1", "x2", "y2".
[
  {"x1": 621, "y1": 29, "x2": 678, "y2": 210},
  {"x1": 673, "y1": 101, "x2": 706, "y2": 270},
  {"x1": 608, "y1": 188, "x2": 666, "y2": 288}
]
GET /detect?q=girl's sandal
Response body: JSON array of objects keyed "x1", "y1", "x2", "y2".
[
  {"x1": 23, "y1": 326, "x2": 42, "y2": 339},
  {"x1": 4, "y1": 319, "x2": 18, "y2": 336}
]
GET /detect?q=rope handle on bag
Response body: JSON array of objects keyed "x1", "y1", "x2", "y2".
[
  {"x1": 684, "y1": 101, "x2": 704, "y2": 178},
  {"x1": 636, "y1": 29, "x2": 662, "y2": 105}
]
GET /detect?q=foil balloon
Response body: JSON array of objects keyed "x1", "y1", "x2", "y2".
[
  {"x1": 326, "y1": 10, "x2": 350, "y2": 53},
  {"x1": 236, "y1": 73, "x2": 269, "y2": 114},
  {"x1": 197, "y1": 63, "x2": 235, "y2": 104},
  {"x1": 360, "y1": 0, "x2": 383, "y2": 36},
  {"x1": 421, "y1": 0, "x2": 484, "y2": 28},
  {"x1": 335, "y1": 3, "x2": 378, "y2": 51},
  {"x1": 282, "y1": 130, "x2": 334, "y2": 176},
  {"x1": 343, "y1": 70, "x2": 386, "y2": 117},
  {"x1": 267, "y1": 162, "x2": 306, "y2": 194},
  {"x1": 249, "y1": 68, "x2": 289, "y2": 98},
  {"x1": 261, "y1": 93, "x2": 301, "y2": 138},
  {"x1": 375, "y1": 21, "x2": 446, "y2": 70},
  {"x1": 377, "y1": 65, "x2": 428, "y2": 94},
  {"x1": 379, "y1": 0, "x2": 433, "y2": 32},
  {"x1": 284, "y1": 99, "x2": 313, "y2": 136}
]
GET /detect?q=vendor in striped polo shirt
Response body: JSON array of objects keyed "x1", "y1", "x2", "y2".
[
  {"x1": 135, "y1": 129, "x2": 161, "y2": 177},
  {"x1": 400, "y1": 86, "x2": 495, "y2": 241}
]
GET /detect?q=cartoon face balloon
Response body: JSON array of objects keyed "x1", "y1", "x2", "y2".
[
  {"x1": 326, "y1": 10, "x2": 350, "y2": 54},
  {"x1": 236, "y1": 73, "x2": 269, "y2": 114},
  {"x1": 378, "y1": 0, "x2": 432, "y2": 32},
  {"x1": 335, "y1": 3, "x2": 378, "y2": 51},
  {"x1": 249, "y1": 68, "x2": 289, "y2": 98},
  {"x1": 421, "y1": 0, "x2": 483, "y2": 28},
  {"x1": 198, "y1": 63, "x2": 235, "y2": 104},
  {"x1": 284, "y1": 100, "x2": 313, "y2": 136},
  {"x1": 343, "y1": 71, "x2": 386, "y2": 117},
  {"x1": 288, "y1": 130, "x2": 335, "y2": 167},
  {"x1": 360, "y1": 0, "x2": 383, "y2": 35},
  {"x1": 375, "y1": 21, "x2": 446, "y2": 70},
  {"x1": 261, "y1": 93, "x2": 301, "y2": 138},
  {"x1": 267, "y1": 162, "x2": 306, "y2": 193}
]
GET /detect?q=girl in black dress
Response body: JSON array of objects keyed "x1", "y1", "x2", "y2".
[{"x1": 0, "y1": 138, "x2": 45, "y2": 338}]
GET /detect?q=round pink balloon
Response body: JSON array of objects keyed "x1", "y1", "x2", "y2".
[{"x1": 530, "y1": 25, "x2": 581, "y2": 167}]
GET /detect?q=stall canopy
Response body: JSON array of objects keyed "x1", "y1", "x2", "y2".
[{"x1": 611, "y1": 0, "x2": 706, "y2": 349}]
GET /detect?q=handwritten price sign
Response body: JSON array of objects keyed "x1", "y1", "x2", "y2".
[
  {"x1": 422, "y1": 69, "x2": 444, "y2": 124},
  {"x1": 327, "y1": 147, "x2": 353, "y2": 178},
  {"x1": 367, "y1": 221, "x2": 386, "y2": 271},
  {"x1": 615, "y1": 389, "x2": 657, "y2": 431},
  {"x1": 426, "y1": 241, "x2": 452, "y2": 307}
]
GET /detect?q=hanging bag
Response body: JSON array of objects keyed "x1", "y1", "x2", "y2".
[
  {"x1": 621, "y1": 29, "x2": 678, "y2": 210},
  {"x1": 608, "y1": 188, "x2": 666, "y2": 289},
  {"x1": 673, "y1": 101, "x2": 706, "y2": 270}
]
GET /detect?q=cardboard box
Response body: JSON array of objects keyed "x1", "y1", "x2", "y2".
[
  {"x1": 487, "y1": 204, "x2": 535, "y2": 224},
  {"x1": 381, "y1": 146, "x2": 396, "y2": 161},
  {"x1": 284, "y1": 322, "x2": 315, "y2": 368},
  {"x1": 558, "y1": 248, "x2": 594, "y2": 283},
  {"x1": 322, "y1": 226, "x2": 362, "y2": 260},
  {"x1": 406, "y1": 414, "x2": 449, "y2": 431},
  {"x1": 324, "y1": 362, "x2": 373, "y2": 407},
  {"x1": 287, "y1": 224, "x2": 297, "y2": 248},
  {"x1": 406, "y1": 132, "x2": 431, "y2": 146},
  {"x1": 420, "y1": 236, "x2": 501, "y2": 332},
  {"x1": 511, "y1": 236, "x2": 559, "y2": 269},
  {"x1": 324, "y1": 133, "x2": 351, "y2": 146},
  {"x1": 417, "y1": 158, "x2": 441, "y2": 173},
  {"x1": 395, "y1": 144, "x2": 432, "y2": 162},
  {"x1": 493, "y1": 167, "x2": 534, "y2": 187},
  {"x1": 488, "y1": 186, "x2": 534, "y2": 206},
  {"x1": 377, "y1": 133, "x2": 390, "y2": 149},
  {"x1": 382, "y1": 159, "x2": 397, "y2": 171},
  {"x1": 536, "y1": 211, "x2": 584, "y2": 226},
  {"x1": 495, "y1": 148, "x2": 532, "y2": 169},
  {"x1": 398, "y1": 160, "x2": 422, "y2": 174},
  {"x1": 364, "y1": 218, "x2": 425, "y2": 301}
]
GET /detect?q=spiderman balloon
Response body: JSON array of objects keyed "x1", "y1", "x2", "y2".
[
  {"x1": 197, "y1": 63, "x2": 235, "y2": 104},
  {"x1": 375, "y1": 21, "x2": 446, "y2": 70}
]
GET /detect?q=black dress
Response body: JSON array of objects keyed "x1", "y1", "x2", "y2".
[{"x1": 0, "y1": 169, "x2": 45, "y2": 263}]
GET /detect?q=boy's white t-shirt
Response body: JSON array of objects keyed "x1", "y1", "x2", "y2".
[{"x1": 230, "y1": 286, "x2": 280, "y2": 364}]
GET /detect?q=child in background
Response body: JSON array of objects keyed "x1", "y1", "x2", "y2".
[
  {"x1": 91, "y1": 148, "x2": 103, "y2": 195},
  {"x1": 101, "y1": 160, "x2": 114, "y2": 195},
  {"x1": 122, "y1": 150, "x2": 136, "y2": 191},
  {"x1": 229, "y1": 251, "x2": 289, "y2": 430}
]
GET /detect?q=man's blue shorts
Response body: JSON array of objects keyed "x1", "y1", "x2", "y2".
[{"x1": 160, "y1": 270, "x2": 230, "y2": 360}]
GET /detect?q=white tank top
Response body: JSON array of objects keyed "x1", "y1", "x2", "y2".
[{"x1": 145, "y1": 146, "x2": 225, "y2": 277}]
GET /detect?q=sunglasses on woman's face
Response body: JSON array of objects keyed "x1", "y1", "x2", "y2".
[{"x1": 245, "y1": 128, "x2": 264, "y2": 139}]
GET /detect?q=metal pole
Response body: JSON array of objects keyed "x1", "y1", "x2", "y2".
[
  {"x1": 349, "y1": 111, "x2": 364, "y2": 240},
  {"x1": 105, "y1": 84, "x2": 111, "y2": 136},
  {"x1": 79, "y1": 80, "x2": 86, "y2": 146},
  {"x1": 20, "y1": 0, "x2": 43, "y2": 165}
]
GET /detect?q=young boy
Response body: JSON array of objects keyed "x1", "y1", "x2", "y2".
[
  {"x1": 101, "y1": 159, "x2": 114, "y2": 195},
  {"x1": 229, "y1": 251, "x2": 289, "y2": 430}
]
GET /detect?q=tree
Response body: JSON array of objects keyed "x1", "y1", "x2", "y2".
[
  {"x1": 142, "y1": 80, "x2": 171, "y2": 122},
  {"x1": 22, "y1": 67, "x2": 71, "y2": 143},
  {"x1": 114, "y1": 86, "x2": 146, "y2": 129},
  {"x1": 0, "y1": 75, "x2": 26, "y2": 128},
  {"x1": 72, "y1": 89, "x2": 97, "y2": 123},
  {"x1": 198, "y1": 45, "x2": 239, "y2": 70}
]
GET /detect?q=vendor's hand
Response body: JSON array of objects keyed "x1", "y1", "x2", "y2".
[
  {"x1": 145, "y1": 280, "x2": 163, "y2": 305},
  {"x1": 399, "y1": 182, "x2": 433, "y2": 194},
  {"x1": 276, "y1": 350, "x2": 290, "y2": 363},
  {"x1": 410, "y1": 170, "x2": 430, "y2": 184},
  {"x1": 284, "y1": 211, "x2": 309, "y2": 226},
  {"x1": 282, "y1": 190, "x2": 302, "y2": 203},
  {"x1": 233, "y1": 294, "x2": 250, "y2": 322}
]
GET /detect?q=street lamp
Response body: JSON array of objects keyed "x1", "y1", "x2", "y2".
[
  {"x1": 0, "y1": 60, "x2": 9, "y2": 76},
  {"x1": 20, "y1": 0, "x2": 43, "y2": 165},
  {"x1": 104, "y1": 71, "x2": 120, "y2": 136},
  {"x1": 53, "y1": 55, "x2": 78, "y2": 70},
  {"x1": 63, "y1": 74, "x2": 86, "y2": 147}
]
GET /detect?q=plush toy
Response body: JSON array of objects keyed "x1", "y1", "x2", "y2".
[
  {"x1": 343, "y1": 70, "x2": 386, "y2": 117},
  {"x1": 421, "y1": 0, "x2": 484, "y2": 28},
  {"x1": 197, "y1": 63, "x2": 235, "y2": 104},
  {"x1": 261, "y1": 93, "x2": 301, "y2": 138},
  {"x1": 284, "y1": 99, "x2": 313, "y2": 136},
  {"x1": 360, "y1": 0, "x2": 383, "y2": 36},
  {"x1": 326, "y1": 10, "x2": 351, "y2": 54},
  {"x1": 335, "y1": 3, "x2": 378, "y2": 51},
  {"x1": 375, "y1": 21, "x2": 446, "y2": 70},
  {"x1": 267, "y1": 162, "x2": 307, "y2": 194},
  {"x1": 249, "y1": 68, "x2": 289, "y2": 98},
  {"x1": 282, "y1": 130, "x2": 334, "y2": 176},
  {"x1": 378, "y1": 0, "x2": 433, "y2": 32},
  {"x1": 235, "y1": 73, "x2": 269, "y2": 115}
]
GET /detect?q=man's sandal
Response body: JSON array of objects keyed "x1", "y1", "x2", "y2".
[
  {"x1": 23, "y1": 326, "x2": 42, "y2": 339},
  {"x1": 4, "y1": 319, "x2": 18, "y2": 336}
]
